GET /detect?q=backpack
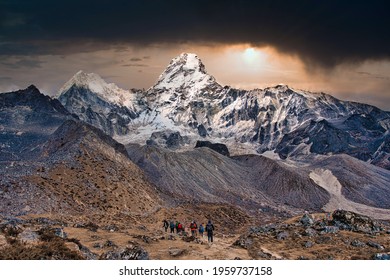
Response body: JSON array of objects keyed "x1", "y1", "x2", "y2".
[
  {"x1": 206, "y1": 223, "x2": 213, "y2": 232},
  {"x1": 199, "y1": 225, "x2": 204, "y2": 232},
  {"x1": 178, "y1": 223, "x2": 183, "y2": 230},
  {"x1": 170, "y1": 221, "x2": 175, "y2": 228}
]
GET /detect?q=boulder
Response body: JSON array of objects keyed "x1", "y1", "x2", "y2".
[
  {"x1": 300, "y1": 213, "x2": 314, "y2": 227},
  {"x1": 257, "y1": 250, "x2": 272, "y2": 259},
  {"x1": 331, "y1": 210, "x2": 382, "y2": 234},
  {"x1": 182, "y1": 236, "x2": 196, "y2": 242},
  {"x1": 321, "y1": 226, "x2": 339, "y2": 234},
  {"x1": 373, "y1": 253, "x2": 390, "y2": 260},
  {"x1": 351, "y1": 239, "x2": 366, "y2": 248},
  {"x1": 304, "y1": 241, "x2": 314, "y2": 248},
  {"x1": 250, "y1": 225, "x2": 276, "y2": 234},
  {"x1": 367, "y1": 241, "x2": 384, "y2": 250},
  {"x1": 19, "y1": 229, "x2": 40, "y2": 245},
  {"x1": 53, "y1": 228, "x2": 67, "y2": 239},
  {"x1": 133, "y1": 235, "x2": 153, "y2": 244},
  {"x1": 100, "y1": 245, "x2": 149, "y2": 260},
  {"x1": 233, "y1": 236, "x2": 253, "y2": 249},
  {"x1": 276, "y1": 231, "x2": 289, "y2": 240},
  {"x1": 169, "y1": 248, "x2": 187, "y2": 257},
  {"x1": 304, "y1": 228, "x2": 318, "y2": 237},
  {"x1": 195, "y1": 140, "x2": 230, "y2": 157}
]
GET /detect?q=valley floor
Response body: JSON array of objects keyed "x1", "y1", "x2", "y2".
[{"x1": 1, "y1": 208, "x2": 389, "y2": 260}]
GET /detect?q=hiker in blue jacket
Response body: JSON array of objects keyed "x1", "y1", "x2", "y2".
[
  {"x1": 169, "y1": 220, "x2": 175, "y2": 234},
  {"x1": 198, "y1": 223, "x2": 205, "y2": 237}
]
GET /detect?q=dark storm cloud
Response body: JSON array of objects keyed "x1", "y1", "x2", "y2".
[
  {"x1": 1, "y1": 58, "x2": 43, "y2": 69},
  {"x1": 1, "y1": 0, "x2": 389, "y2": 67}
]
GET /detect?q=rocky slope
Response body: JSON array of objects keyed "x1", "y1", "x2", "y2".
[
  {"x1": 234, "y1": 210, "x2": 390, "y2": 260},
  {"x1": 307, "y1": 154, "x2": 390, "y2": 210},
  {"x1": 126, "y1": 143, "x2": 330, "y2": 214},
  {"x1": 0, "y1": 119, "x2": 161, "y2": 224}
]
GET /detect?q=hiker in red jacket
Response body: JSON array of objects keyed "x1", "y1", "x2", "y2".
[{"x1": 177, "y1": 222, "x2": 183, "y2": 233}]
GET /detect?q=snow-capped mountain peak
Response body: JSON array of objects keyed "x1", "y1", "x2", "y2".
[
  {"x1": 153, "y1": 53, "x2": 221, "y2": 93},
  {"x1": 52, "y1": 53, "x2": 390, "y2": 171},
  {"x1": 58, "y1": 70, "x2": 133, "y2": 107}
]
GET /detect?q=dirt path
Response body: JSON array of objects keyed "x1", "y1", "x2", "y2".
[
  {"x1": 63, "y1": 225, "x2": 249, "y2": 260},
  {"x1": 310, "y1": 168, "x2": 390, "y2": 220},
  {"x1": 147, "y1": 231, "x2": 250, "y2": 260}
]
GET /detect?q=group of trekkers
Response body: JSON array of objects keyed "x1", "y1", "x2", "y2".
[{"x1": 163, "y1": 219, "x2": 215, "y2": 243}]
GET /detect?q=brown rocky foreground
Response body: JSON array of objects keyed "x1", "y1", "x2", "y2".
[{"x1": 1, "y1": 209, "x2": 389, "y2": 260}]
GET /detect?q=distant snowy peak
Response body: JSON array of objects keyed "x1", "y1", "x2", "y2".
[
  {"x1": 58, "y1": 70, "x2": 134, "y2": 107},
  {"x1": 153, "y1": 53, "x2": 221, "y2": 93}
]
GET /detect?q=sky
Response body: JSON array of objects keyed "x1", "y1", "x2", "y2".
[{"x1": 1, "y1": 0, "x2": 390, "y2": 110}]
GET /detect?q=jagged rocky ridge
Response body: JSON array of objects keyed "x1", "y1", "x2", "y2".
[{"x1": 57, "y1": 53, "x2": 390, "y2": 170}]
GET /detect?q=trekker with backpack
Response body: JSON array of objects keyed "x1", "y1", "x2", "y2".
[
  {"x1": 163, "y1": 219, "x2": 169, "y2": 232},
  {"x1": 169, "y1": 220, "x2": 175, "y2": 234},
  {"x1": 178, "y1": 222, "x2": 183, "y2": 233},
  {"x1": 175, "y1": 221, "x2": 179, "y2": 233},
  {"x1": 205, "y1": 220, "x2": 215, "y2": 243},
  {"x1": 190, "y1": 221, "x2": 198, "y2": 237},
  {"x1": 198, "y1": 223, "x2": 204, "y2": 237}
]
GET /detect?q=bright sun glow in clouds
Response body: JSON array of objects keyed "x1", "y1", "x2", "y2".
[{"x1": 243, "y1": 47, "x2": 262, "y2": 64}]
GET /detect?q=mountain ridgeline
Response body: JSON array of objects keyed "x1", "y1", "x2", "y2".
[
  {"x1": 1, "y1": 53, "x2": 390, "y2": 261},
  {"x1": 1, "y1": 52, "x2": 390, "y2": 223},
  {"x1": 56, "y1": 53, "x2": 390, "y2": 170}
]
